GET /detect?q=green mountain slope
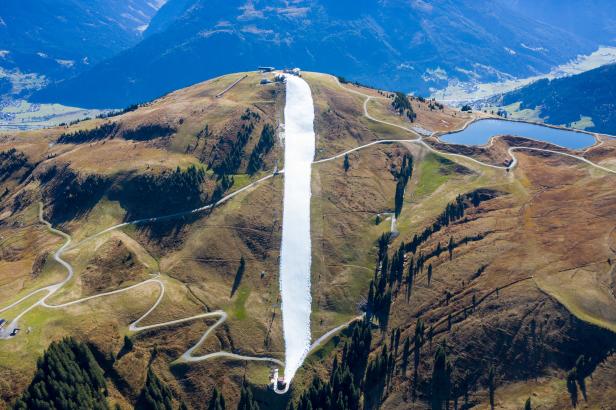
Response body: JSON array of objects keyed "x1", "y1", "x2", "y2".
[{"x1": 501, "y1": 63, "x2": 616, "y2": 134}]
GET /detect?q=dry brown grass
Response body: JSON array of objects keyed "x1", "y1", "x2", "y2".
[{"x1": 1, "y1": 71, "x2": 616, "y2": 409}]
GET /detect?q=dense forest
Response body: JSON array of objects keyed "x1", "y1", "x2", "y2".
[
  {"x1": 14, "y1": 338, "x2": 108, "y2": 410},
  {"x1": 292, "y1": 320, "x2": 372, "y2": 410},
  {"x1": 136, "y1": 369, "x2": 177, "y2": 410}
]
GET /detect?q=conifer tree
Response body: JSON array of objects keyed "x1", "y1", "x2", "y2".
[
  {"x1": 138, "y1": 368, "x2": 174, "y2": 410},
  {"x1": 412, "y1": 319, "x2": 425, "y2": 401},
  {"x1": 14, "y1": 338, "x2": 108, "y2": 410},
  {"x1": 427, "y1": 264, "x2": 433, "y2": 286},
  {"x1": 208, "y1": 388, "x2": 226, "y2": 410},
  {"x1": 238, "y1": 384, "x2": 260, "y2": 410},
  {"x1": 566, "y1": 370, "x2": 578, "y2": 408},
  {"x1": 487, "y1": 366, "x2": 496, "y2": 410},
  {"x1": 431, "y1": 343, "x2": 450, "y2": 410},
  {"x1": 401, "y1": 337, "x2": 411, "y2": 376},
  {"x1": 123, "y1": 335, "x2": 134, "y2": 352},
  {"x1": 231, "y1": 256, "x2": 246, "y2": 296}
]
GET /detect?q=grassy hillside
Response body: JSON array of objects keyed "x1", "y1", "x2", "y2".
[{"x1": 1, "y1": 71, "x2": 616, "y2": 409}]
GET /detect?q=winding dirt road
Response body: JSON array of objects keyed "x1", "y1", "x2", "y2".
[
  {"x1": 335, "y1": 77, "x2": 616, "y2": 175},
  {"x1": 1, "y1": 75, "x2": 614, "y2": 393}
]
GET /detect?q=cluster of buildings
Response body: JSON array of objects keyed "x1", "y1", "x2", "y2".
[{"x1": 258, "y1": 66, "x2": 302, "y2": 85}]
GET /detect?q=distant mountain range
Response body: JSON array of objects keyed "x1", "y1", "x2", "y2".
[
  {"x1": 2, "y1": 0, "x2": 615, "y2": 109},
  {"x1": 500, "y1": 63, "x2": 616, "y2": 135},
  {"x1": 31, "y1": 0, "x2": 616, "y2": 108},
  {"x1": 0, "y1": 0, "x2": 165, "y2": 95},
  {"x1": 501, "y1": 0, "x2": 616, "y2": 44}
]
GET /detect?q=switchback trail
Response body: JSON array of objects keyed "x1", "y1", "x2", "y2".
[
  {"x1": 0, "y1": 201, "x2": 364, "y2": 392},
  {"x1": 1, "y1": 75, "x2": 614, "y2": 390},
  {"x1": 1, "y1": 203, "x2": 355, "y2": 371}
]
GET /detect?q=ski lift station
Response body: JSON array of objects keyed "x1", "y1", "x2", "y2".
[{"x1": 283, "y1": 67, "x2": 301, "y2": 76}]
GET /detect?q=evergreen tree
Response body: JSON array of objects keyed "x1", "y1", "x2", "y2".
[
  {"x1": 412, "y1": 319, "x2": 425, "y2": 401},
  {"x1": 123, "y1": 335, "x2": 134, "y2": 352},
  {"x1": 364, "y1": 346, "x2": 389, "y2": 409},
  {"x1": 137, "y1": 368, "x2": 174, "y2": 410},
  {"x1": 231, "y1": 256, "x2": 246, "y2": 296},
  {"x1": 406, "y1": 257, "x2": 415, "y2": 302},
  {"x1": 208, "y1": 388, "x2": 226, "y2": 410},
  {"x1": 343, "y1": 154, "x2": 350, "y2": 173},
  {"x1": 487, "y1": 366, "x2": 496, "y2": 410},
  {"x1": 430, "y1": 343, "x2": 450, "y2": 410},
  {"x1": 238, "y1": 384, "x2": 260, "y2": 410},
  {"x1": 524, "y1": 397, "x2": 531, "y2": 410},
  {"x1": 401, "y1": 337, "x2": 411, "y2": 376},
  {"x1": 566, "y1": 370, "x2": 578, "y2": 408},
  {"x1": 14, "y1": 338, "x2": 108, "y2": 410},
  {"x1": 427, "y1": 264, "x2": 433, "y2": 286}
]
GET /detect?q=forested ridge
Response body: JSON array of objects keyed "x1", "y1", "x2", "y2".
[
  {"x1": 57, "y1": 123, "x2": 176, "y2": 144},
  {"x1": 502, "y1": 63, "x2": 616, "y2": 134}
]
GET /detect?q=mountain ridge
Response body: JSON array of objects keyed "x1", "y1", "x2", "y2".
[
  {"x1": 0, "y1": 0, "x2": 165, "y2": 96},
  {"x1": 31, "y1": 0, "x2": 601, "y2": 108}
]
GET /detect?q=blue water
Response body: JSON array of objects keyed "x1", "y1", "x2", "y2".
[{"x1": 440, "y1": 119, "x2": 596, "y2": 150}]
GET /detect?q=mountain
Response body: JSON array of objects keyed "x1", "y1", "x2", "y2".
[
  {"x1": 3, "y1": 71, "x2": 616, "y2": 408},
  {"x1": 501, "y1": 0, "x2": 616, "y2": 44},
  {"x1": 0, "y1": 0, "x2": 166, "y2": 96},
  {"x1": 31, "y1": 0, "x2": 601, "y2": 108},
  {"x1": 500, "y1": 63, "x2": 616, "y2": 134}
]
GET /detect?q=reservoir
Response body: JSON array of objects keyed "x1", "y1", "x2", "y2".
[{"x1": 439, "y1": 119, "x2": 596, "y2": 150}]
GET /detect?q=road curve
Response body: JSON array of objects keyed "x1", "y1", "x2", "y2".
[
  {"x1": 2, "y1": 76, "x2": 614, "y2": 385},
  {"x1": 0, "y1": 203, "x2": 361, "y2": 390},
  {"x1": 333, "y1": 76, "x2": 616, "y2": 175}
]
